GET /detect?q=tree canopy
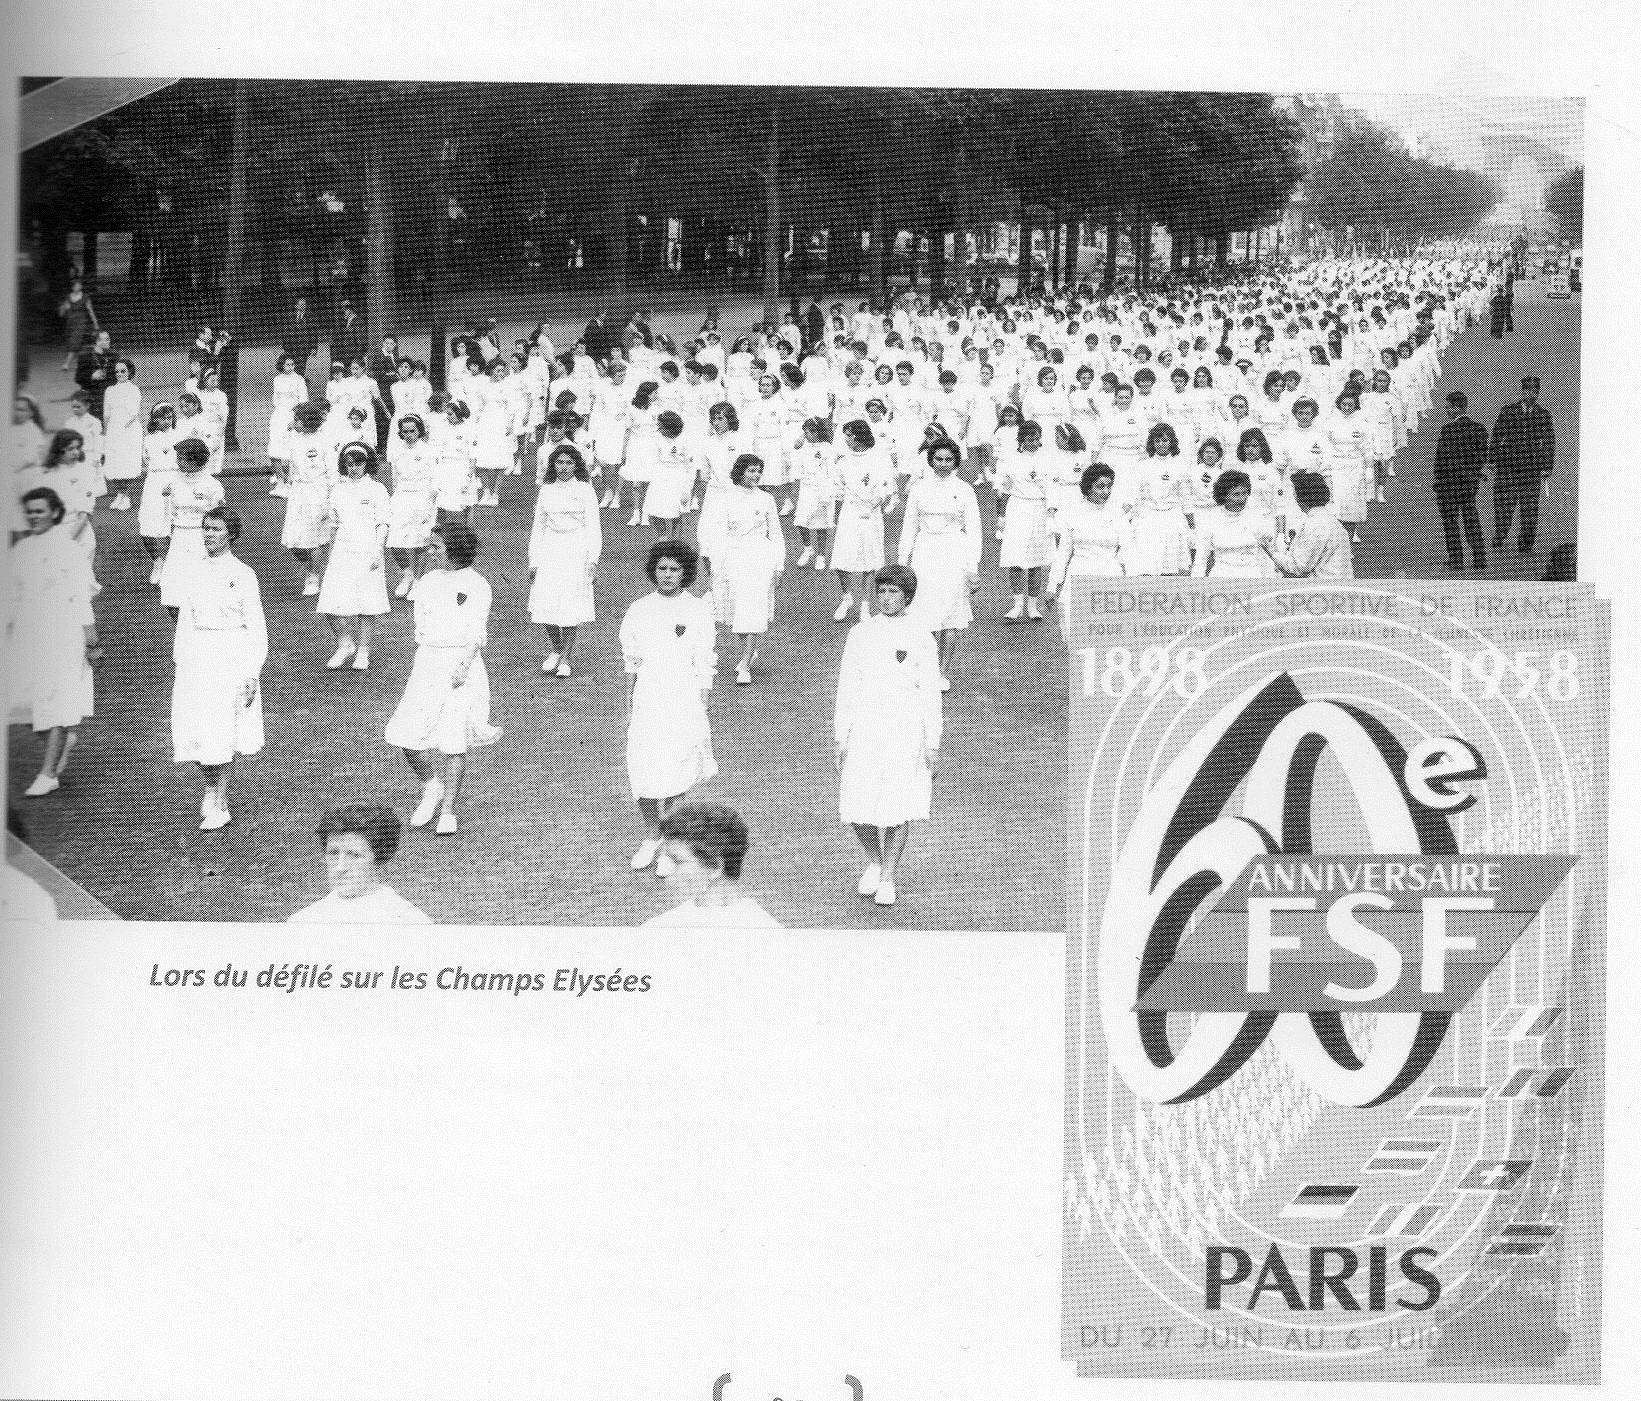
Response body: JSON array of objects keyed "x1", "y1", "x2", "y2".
[{"x1": 1545, "y1": 164, "x2": 1583, "y2": 242}]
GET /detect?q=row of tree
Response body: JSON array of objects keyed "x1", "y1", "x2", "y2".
[
  {"x1": 1305, "y1": 116, "x2": 1500, "y2": 250},
  {"x1": 19, "y1": 83, "x2": 1497, "y2": 351},
  {"x1": 1545, "y1": 165, "x2": 1583, "y2": 242}
]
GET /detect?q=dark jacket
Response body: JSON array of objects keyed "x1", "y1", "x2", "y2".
[
  {"x1": 74, "y1": 346, "x2": 117, "y2": 415},
  {"x1": 583, "y1": 317, "x2": 614, "y2": 364},
  {"x1": 332, "y1": 314, "x2": 368, "y2": 370},
  {"x1": 1432, "y1": 415, "x2": 1489, "y2": 497},
  {"x1": 281, "y1": 308, "x2": 320, "y2": 360},
  {"x1": 1489, "y1": 400, "x2": 1555, "y2": 477}
]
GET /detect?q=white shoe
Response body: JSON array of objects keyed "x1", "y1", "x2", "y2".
[
  {"x1": 23, "y1": 774, "x2": 59, "y2": 798},
  {"x1": 351, "y1": 651, "x2": 370, "y2": 671},
  {"x1": 1026, "y1": 597, "x2": 1044, "y2": 621},
  {"x1": 626, "y1": 511, "x2": 643, "y2": 527},
  {"x1": 796, "y1": 546, "x2": 814, "y2": 568},
  {"x1": 813, "y1": 554, "x2": 826, "y2": 571},
  {"x1": 110, "y1": 494, "x2": 132, "y2": 511},
  {"x1": 940, "y1": 676, "x2": 952, "y2": 693},
  {"x1": 833, "y1": 595, "x2": 854, "y2": 622},
  {"x1": 302, "y1": 575, "x2": 320, "y2": 597},
  {"x1": 200, "y1": 791, "x2": 215, "y2": 818},
  {"x1": 874, "y1": 879, "x2": 898, "y2": 907},
  {"x1": 630, "y1": 838, "x2": 661, "y2": 870},
  {"x1": 542, "y1": 651, "x2": 560, "y2": 674},
  {"x1": 200, "y1": 805, "x2": 231, "y2": 831},
  {"x1": 655, "y1": 850, "x2": 677, "y2": 878},
  {"x1": 435, "y1": 812, "x2": 458, "y2": 835},
  {"x1": 406, "y1": 577, "x2": 420, "y2": 600},
  {"x1": 735, "y1": 664, "x2": 752, "y2": 685},
  {"x1": 395, "y1": 572, "x2": 414, "y2": 598},
  {"x1": 1387, "y1": 464, "x2": 1397, "y2": 477},
  {"x1": 993, "y1": 524, "x2": 1004, "y2": 540},
  {"x1": 555, "y1": 662, "x2": 572, "y2": 678},
  {"x1": 326, "y1": 640, "x2": 357, "y2": 670},
  {"x1": 858, "y1": 599, "x2": 870, "y2": 620},
  {"x1": 148, "y1": 560, "x2": 163, "y2": 585},
  {"x1": 410, "y1": 778, "x2": 445, "y2": 828},
  {"x1": 1004, "y1": 597, "x2": 1024, "y2": 621},
  {"x1": 857, "y1": 862, "x2": 882, "y2": 897},
  {"x1": 270, "y1": 483, "x2": 289, "y2": 499},
  {"x1": 778, "y1": 501, "x2": 795, "y2": 516}
]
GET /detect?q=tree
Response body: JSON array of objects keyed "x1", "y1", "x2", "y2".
[
  {"x1": 1545, "y1": 165, "x2": 1583, "y2": 242},
  {"x1": 1308, "y1": 116, "x2": 1497, "y2": 247}
]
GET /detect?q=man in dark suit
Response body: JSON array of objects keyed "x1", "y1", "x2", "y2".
[
  {"x1": 1432, "y1": 390, "x2": 1488, "y2": 570},
  {"x1": 804, "y1": 295, "x2": 825, "y2": 350},
  {"x1": 332, "y1": 299, "x2": 367, "y2": 370},
  {"x1": 73, "y1": 329, "x2": 116, "y2": 418},
  {"x1": 1488, "y1": 375, "x2": 1555, "y2": 555},
  {"x1": 215, "y1": 328, "x2": 242, "y2": 451},
  {"x1": 281, "y1": 296, "x2": 320, "y2": 385},
  {"x1": 582, "y1": 309, "x2": 613, "y2": 365}
]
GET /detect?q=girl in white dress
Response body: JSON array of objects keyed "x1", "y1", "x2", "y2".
[
  {"x1": 62, "y1": 391, "x2": 104, "y2": 500},
  {"x1": 1324, "y1": 389, "x2": 1371, "y2": 542},
  {"x1": 622, "y1": 381, "x2": 663, "y2": 527},
  {"x1": 387, "y1": 414, "x2": 439, "y2": 599},
  {"x1": 10, "y1": 487, "x2": 100, "y2": 797},
  {"x1": 588, "y1": 362, "x2": 632, "y2": 511},
  {"x1": 644, "y1": 411, "x2": 693, "y2": 540},
  {"x1": 646, "y1": 802, "x2": 780, "y2": 928},
  {"x1": 995, "y1": 420, "x2": 1053, "y2": 620},
  {"x1": 281, "y1": 401, "x2": 336, "y2": 596},
  {"x1": 693, "y1": 402, "x2": 743, "y2": 576},
  {"x1": 1234, "y1": 428, "x2": 1288, "y2": 539},
  {"x1": 383, "y1": 521, "x2": 502, "y2": 836},
  {"x1": 158, "y1": 439, "x2": 226, "y2": 615},
  {"x1": 791, "y1": 417, "x2": 840, "y2": 570},
  {"x1": 387, "y1": 358, "x2": 432, "y2": 442},
  {"x1": 714, "y1": 453, "x2": 786, "y2": 686},
  {"x1": 834, "y1": 564, "x2": 943, "y2": 909},
  {"x1": 898, "y1": 437, "x2": 982, "y2": 691},
  {"x1": 829, "y1": 420, "x2": 896, "y2": 623},
  {"x1": 100, "y1": 357, "x2": 143, "y2": 511},
  {"x1": 267, "y1": 353, "x2": 307, "y2": 497},
  {"x1": 744, "y1": 372, "x2": 790, "y2": 504},
  {"x1": 23, "y1": 430, "x2": 98, "y2": 572},
  {"x1": 527, "y1": 443, "x2": 601, "y2": 678},
  {"x1": 137, "y1": 403, "x2": 180, "y2": 584},
  {"x1": 1098, "y1": 384, "x2": 1148, "y2": 511},
  {"x1": 171, "y1": 506, "x2": 266, "y2": 831},
  {"x1": 197, "y1": 367, "x2": 229, "y2": 475},
  {"x1": 316, "y1": 442, "x2": 392, "y2": 670},
  {"x1": 1047, "y1": 423, "x2": 1089, "y2": 540},
  {"x1": 432, "y1": 397, "x2": 478, "y2": 522},
  {"x1": 1128, "y1": 424, "x2": 1193, "y2": 577},
  {"x1": 1192, "y1": 470, "x2": 1276, "y2": 578},
  {"x1": 472, "y1": 360, "x2": 517, "y2": 507},
  {"x1": 1045, "y1": 464, "x2": 1137, "y2": 640},
  {"x1": 620, "y1": 540, "x2": 718, "y2": 872}
]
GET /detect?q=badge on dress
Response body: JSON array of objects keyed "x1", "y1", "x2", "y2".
[
  {"x1": 674, "y1": 623, "x2": 686, "y2": 637},
  {"x1": 895, "y1": 649, "x2": 907, "y2": 663}
]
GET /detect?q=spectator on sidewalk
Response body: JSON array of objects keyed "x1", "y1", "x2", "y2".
[
  {"x1": 1432, "y1": 390, "x2": 1488, "y2": 570},
  {"x1": 1488, "y1": 375, "x2": 1555, "y2": 555},
  {"x1": 281, "y1": 296, "x2": 320, "y2": 383}
]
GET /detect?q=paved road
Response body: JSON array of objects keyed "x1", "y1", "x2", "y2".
[{"x1": 1352, "y1": 278, "x2": 1580, "y2": 580}]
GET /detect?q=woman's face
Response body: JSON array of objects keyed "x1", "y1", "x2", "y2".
[
  {"x1": 201, "y1": 516, "x2": 231, "y2": 555},
  {"x1": 1201, "y1": 446, "x2": 1222, "y2": 469},
  {"x1": 1223, "y1": 483, "x2": 1251, "y2": 512},
  {"x1": 424, "y1": 535, "x2": 452, "y2": 571},
  {"x1": 350, "y1": 362, "x2": 366, "y2": 378},
  {"x1": 343, "y1": 454, "x2": 368, "y2": 480},
  {"x1": 156, "y1": 410, "x2": 176, "y2": 431},
  {"x1": 1294, "y1": 405, "x2": 1317, "y2": 428},
  {"x1": 759, "y1": 377, "x2": 779, "y2": 398},
  {"x1": 653, "y1": 556, "x2": 685, "y2": 596},
  {"x1": 874, "y1": 365, "x2": 893, "y2": 384},
  {"x1": 1086, "y1": 475, "x2": 1114, "y2": 506},
  {"x1": 399, "y1": 421, "x2": 422, "y2": 445},
  {"x1": 551, "y1": 452, "x2": 578, "y2": 482},
  {"x1": 203, "y1": 371, "x2": 219, "y2": 391},
  {"x1": 1230, "y1": 397, "x2": 1248, "y2": 419},
  {"x1": 876, "y1": 581, "x2": 909, "y2": 617},
  {"x1": 658, "y1": 839, "x2": 717, "y2": 903},
  {"x1": 739, "y1": 463, "x2": 764, "y2": 489},
  {"x1": 1019, "y1": 432, "x2": 1042, "y2": 454},
  {"x1": 929, "y1": 447, "x2": 958, "y2": 476},
  {"x1": 324, "y1": 832, "x2": 381, "y2": 899},
  {"x1": 1114, "y1": 389, "x2": 1133, "y2": 410},
  {"x1": 24, "y1": 499, "x2": 56, "y2": 534},
  {"x1": 60, "y1": 440, "x2": 85, "y2": 465},
  {"x1": 114, "y1": 362, "x2": 131, "y2": 382}
]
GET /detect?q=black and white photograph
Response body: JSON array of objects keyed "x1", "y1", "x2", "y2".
[{"x1": 6, "y1": 73, "x2": 1585, "y2": 927}]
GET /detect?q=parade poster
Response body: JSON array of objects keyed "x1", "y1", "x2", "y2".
[{"x1": 1062, "y1": 580, "x2": 1607, "y2": 1382}]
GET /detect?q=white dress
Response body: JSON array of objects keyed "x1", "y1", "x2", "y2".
[
  {"x1": 642, "y1": 897, "x2": 781, "y2": 928},
  {"x1": 8, "y1": 526, "x2": 95, "y2": 731},
  {"x1": 158, "y1": 472, "x2": 227, "y2": 608},
  {"x1": 138, "y1": 427, "x2": 180, "y2": 538},
  {"x1": 282, "y1": 429, "x2": 338, "y2": 549},
  {"x1": 386, "y1": 439, "x2": 439, "y2": 549},
  {"x1": 1193, "y1": 508, "x2": 1277, "y2": 578},
  {"x1": 830, "y1": 446, "x2": 894, "y2": 573},
  {"x1": 996, "y1": 449, "x2": 1053, "y2": 569},
  {"x1": 383, "y1": 568, "x2": 502, "y2": 756},
  {"x1": 101, "y1": 380, "x2": 143, "y2": 484},
  {"x1": 527, "y1": 477, "x2": 601, "y2": 626},
  {"x1": 171, "y1": 552, "x2": 267, "y2": 766},
  {"x1": 1128, "y1": 458, "x2": 1192, "y2": 576},
  {"x1": 1050, "y1": 500, "x2": 1135, "y2": 587},
  {"x1": 288, "y1": 885, "x2": 432, "y2": 925},
  {"x1": 792, "y1": 443, "x2": 842, "y2": 531},
  {"x1": 316, "y1": 476, "x2": 391, "y2": 616},
  {"x1": 644, "y1": 436, "x2": 694, "y2": 521},
  {"x1": 835, "y1": 613, "x2": 943, "y2": 827},
  {"x1": 899, "y1": 474, "x2": 982, "y2": 632},
  {"x1": 267, "y1": 372, "x2": 308, "y2": 460},
  {"x1": 620, "y1": 590, "x2": 717, "y2": 800},
  {"x1": 694, "y1": 430, "x2": 744, "y2": 562},
  {"x1": 713, "y1": 488, "x2": 785, "y2": 633}
]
